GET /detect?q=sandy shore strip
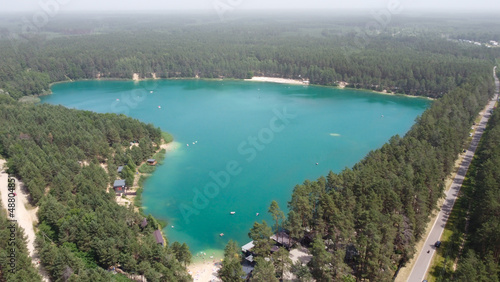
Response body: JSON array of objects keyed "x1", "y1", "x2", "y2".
[
  {"x1": 188, "y1": 260, "x2": 222, "y2": 282},
  {"x1": 188, "y1": 251, "x2": 223, "y2": 282},
  {"x1": 132, "y1": 73, "x2": 140, "y2": 82},
  {"x1": 160, "y1": 140, "x2": 181, "y2": 152},
  {"x1": 244, "y1": 76, "x2": 306, "y2": 85}
]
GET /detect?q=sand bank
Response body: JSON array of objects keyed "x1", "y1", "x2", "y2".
[
  {"x1": 132, "y1": 73, "x2": 140, "y2": 82},
  {"x1": 187, "y1": 250, "x2": 224, "y2": 282},
  {"x1": 244, "y1": 76, "x2": 306, "y2": 85},
  {"x1": 188, "y1": 260, "x2": 222, "y2": 282},
  {"x1": 160, "y1": 140, "x2": 181, "y2": 152}
]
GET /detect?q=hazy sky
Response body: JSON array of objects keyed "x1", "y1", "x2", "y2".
[{"x1": 3, "y1": 0, "x2": 499, "y2": 12}]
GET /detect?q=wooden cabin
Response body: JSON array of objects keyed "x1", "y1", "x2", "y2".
[
  {"x1": 271, "y1": 231, "x2": 294, "y2": 249},
  {"x1": 153, "y1": 230, "x2": 164, "y2": 246},
  {"x1": 147, "y1": 159, "x2": 157, "y2": 166},
  {"x1": 113, "y1": 179, "x2": 126, "y2": 195}
]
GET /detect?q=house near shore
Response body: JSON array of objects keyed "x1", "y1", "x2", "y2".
[
  {"x1": 242, "y1": 241, "x2": 254, "y2": 254},
  {"x1": 147, "y1": 159, "x2": 157, "y2": 166},
  {"x1": 241, "y1": 241, "x2": 256, "y2": 279},
  {"x1": 153, "y1": 230, "x2": 164, "y2": 246},
  {"x1": 271, "y1": 231, "x2": 294, "y2": 249},
  {"x1": 113, "y1": 179, "x2": 126, "y2": 195}
]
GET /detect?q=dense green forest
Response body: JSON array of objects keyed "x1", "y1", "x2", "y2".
[
  {"x1": 0, "y1": 14, "x2": 499, "y2": 100},
  {"x1": 0, "y1": 93, "x2": 191, "y2": 281},
  {"x1": 453, "y1": 105, "x2": 500, "y2": 281}
]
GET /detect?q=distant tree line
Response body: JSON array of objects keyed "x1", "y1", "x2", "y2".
[{"x1": 0, "y1": 19, "x2": 499, "y2": 99}]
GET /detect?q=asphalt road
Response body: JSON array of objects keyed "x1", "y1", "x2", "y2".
[{"x1": 407, "y1": 67, "x2": 499, "y2": 282}]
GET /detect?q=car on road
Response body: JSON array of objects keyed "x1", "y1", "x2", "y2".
[{"x1": 435, "y1": 241, "x2": 442, "y2": 248}]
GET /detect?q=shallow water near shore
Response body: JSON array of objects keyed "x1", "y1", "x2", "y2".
[{"x1": 42, "y1": 79, "x2": 430, "y2": 254}]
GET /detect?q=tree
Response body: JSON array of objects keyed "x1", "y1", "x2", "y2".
[
  {"x1": 251, "y1": 257, "x2": 278, "y2": 282},
  {"x1": 171, "y1": 242, "x2": 192, "y2": 267},
  {"x1": 455, "y1": 250, "x2": 498, "y2": 282},
  {"x1": 272, "y1": 247, "x2": 292, "y2": 280},
  {"x1": 285, "y1": 210, "x2": 304, "y2": 241},
  {"x1": 121, "y1": 165, "x2": 135, "y2": 188},
  {"x1": 179, "y1": 243, "x2": 192, "y2": 267},
  {"x1": 248, "y1": 221, "x2": 273, "y2": 258},
  {"x1": 308, "y1": 235, "x2": 333, "y2": 281},
  {"x1": 219, "y1": 240, "x2": 245, "y2": 282},
  {"x1": 268, "y1": 200, "x2": 285, "y2": 235},
  {"x1": 290, "y1": 261, "x2": 313, "y2": 282}
]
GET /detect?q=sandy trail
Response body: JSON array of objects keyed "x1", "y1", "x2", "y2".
[
  {"x1": 0, "y1": 160, "x2": 38, "y2": 256},
  {"x1": 0, "y1": 159, "x2": 49, "y2": 281}
]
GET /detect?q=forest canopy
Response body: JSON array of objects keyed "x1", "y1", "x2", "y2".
[{"x1": 0, "y1": 13, "x2": 499, "y2": 99}]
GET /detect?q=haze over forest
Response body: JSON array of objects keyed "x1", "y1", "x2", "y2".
[{"x1": 4, "y1": 0, "x2": 500, "y2": 13}]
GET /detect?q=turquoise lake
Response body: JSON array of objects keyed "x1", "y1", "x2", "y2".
[{"x1": 42, "y1": 79, "x2": 431, "y2": 257}]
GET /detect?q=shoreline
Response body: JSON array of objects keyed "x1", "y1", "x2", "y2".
[
  {"x1": 40, "y1": 76, "x2": 433, "y2": 101},
  {"x1": 146, "y1": 141, "x2": 225, "y2": 282}
]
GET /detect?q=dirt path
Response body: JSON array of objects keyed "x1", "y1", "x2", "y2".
[{"x1": 0, "y1": 159, "x2": 50, "y2": 281}]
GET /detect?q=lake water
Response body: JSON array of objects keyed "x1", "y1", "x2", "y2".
[{"x1": 42, "y1": 79, "x2": 430, "y2": 258}]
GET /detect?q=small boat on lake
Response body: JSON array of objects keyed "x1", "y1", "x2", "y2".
[
  {"x1": 219, "y1": 233, "x2": 224, "y2": 237},
  {"x1": 230, "y1": 211, "x2": 235, "y2": 215}
]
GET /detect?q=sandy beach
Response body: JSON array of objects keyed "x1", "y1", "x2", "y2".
[
  {"x1": 244, "y1": 76, "x2": 306, "y2": 85},
  {"x1": 160, "y1": 140, "x2": 181, "y2": 152},
  {"x1": 188, "y1": 259, "x2": 222, "y2": 282},
  {"x1": 133, "y1": 73, "x2": 140, "y2": 82}
]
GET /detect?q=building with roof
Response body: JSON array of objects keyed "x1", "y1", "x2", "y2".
[
  {"x1": 113, "y1": 179, "x2": 126, "y2": 195},
  {"x1": 147, "y1": 159, "x2": 157, "y2": 166},
  {"x1": 153, "y1": 230, "x2": 164, "y2": 246},
  {"x1": 242, "y1": 241, "x2": 254, "y2": 254},
  {"x1": 271, "y1": 231, "x2": 294, "y2": 249}
]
